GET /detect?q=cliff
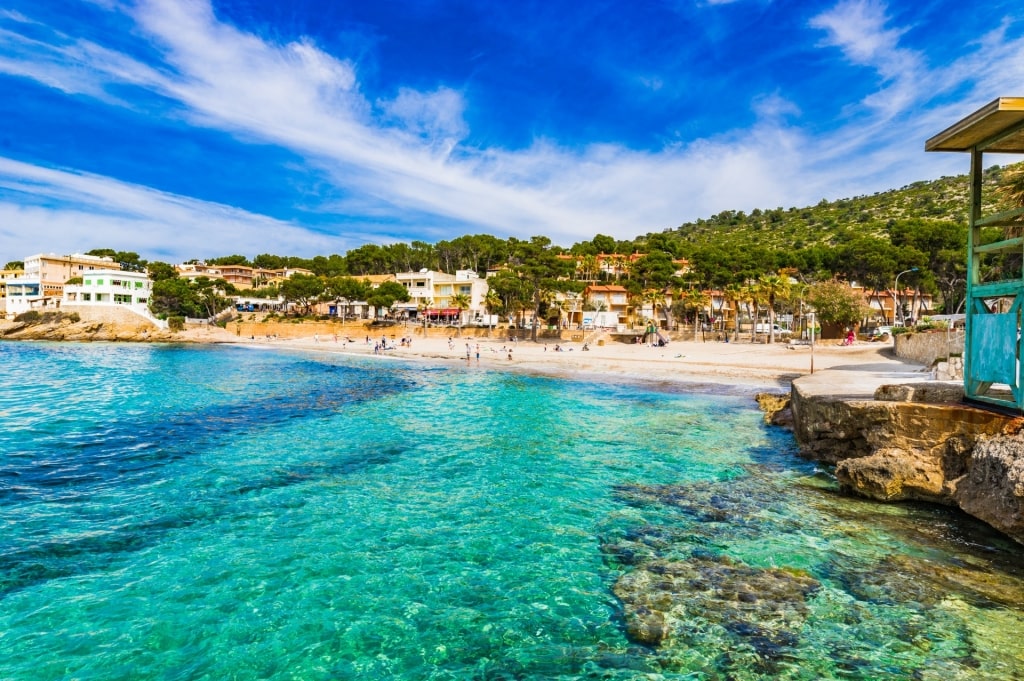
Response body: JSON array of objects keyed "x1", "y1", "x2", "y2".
[{"x1": 787, "y1": 373, "x2": 1024, "y2": 544}]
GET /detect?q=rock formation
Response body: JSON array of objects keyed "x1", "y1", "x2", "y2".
[{"x1": 787, "y1": 378, "x2": 1024, "y2": 544}]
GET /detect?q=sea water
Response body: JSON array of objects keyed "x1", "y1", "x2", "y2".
[{"x1": 1, "y1": 342, "x2": 1023, "y2": 680}]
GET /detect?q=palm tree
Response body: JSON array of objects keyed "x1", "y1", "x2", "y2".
[
  {"x1": 484, "y1": 290, "x2": 502, "y2": 332},
  {"x1": 758, "y1": 273, "x2": 791, "y2": 344},
  {"x1": 644, "y1": 289, "x2": 666, "y2": 332},
  {"x1": 418, "y1": 297, "x2": 433, "y2": 332},
  {"x1": 684, "y1": 289, "x2": 711, "y2": 341},
  {"x1": 450, "y1": 293, "x2": 471, "y2": 335}
]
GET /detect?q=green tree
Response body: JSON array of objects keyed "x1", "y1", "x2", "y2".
[
  {"x1": 509, "y1": 236, "x2": 572, "y2": 341},
  {"x1": 146, "y1": 261, "x2": 179, "y2": 281},
  {"x1": 325, "y1": 276, "x2": 370, "y2": 319},
  {"x1": 806, "y1": 280, "x2": 871, "y2": 328},
  {"x1": 207, "y1": 254, "x2": 252, "y2": 266},
  {"x1": 450, "y1": 293, "x2": 471, "y2": 332},
  {"x1": 280, "y1": 273, "x2": 325, "y2": 315},
  {"x1": 757, "y1": 273, "x2": 791, "y2": 344},
  {"x1": 365, "y1": 281, "x2": 410, "y2": 317},
  {"x1": 4, "y1": 261, "x2": 24, "y2": 270}
]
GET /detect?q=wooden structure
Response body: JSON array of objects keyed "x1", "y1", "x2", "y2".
[{"x1": 926, "y1": 97, "x2": 1024, "y2": 412}]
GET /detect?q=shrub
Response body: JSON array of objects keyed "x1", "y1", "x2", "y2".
[
  {"x1": 168, "y1": 316, "x2": 185, "y2": 332},
  {"x1": 14, "y1": 310, "x2": 41, "y2": 323}
]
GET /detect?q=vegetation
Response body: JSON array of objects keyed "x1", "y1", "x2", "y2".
[
  {"x1": 3, "y1": 261, "x2": 23, "y2": 271},
  {"x1": 148, "y1": 262, "x2": 236, "y2": 319},
  {"x1": 86, "y1": 249, "x2": 147, "y2": 272},
  {"x1": 13, "y1": 310, "x2": 79, "y2": 325}
]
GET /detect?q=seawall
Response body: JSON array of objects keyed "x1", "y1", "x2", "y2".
[{"x1": 787, "y1": 369, "x2": 1024, "y2": 545}]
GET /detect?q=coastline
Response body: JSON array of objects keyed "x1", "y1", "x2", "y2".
[
  {"x1": 0, "y1": 317, "x2": 928, "y2": 391},
  {"x1": 216, "y1": 327, "x2": 928, "y2": 393}
]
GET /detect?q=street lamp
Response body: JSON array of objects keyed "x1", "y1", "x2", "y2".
[{"x1": 894, "y1": 267, "x2": 919, "y2": 327}]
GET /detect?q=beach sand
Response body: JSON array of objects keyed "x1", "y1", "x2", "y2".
[{"x1": 211, "y1": 327, "x2": 927, "y2": 392}]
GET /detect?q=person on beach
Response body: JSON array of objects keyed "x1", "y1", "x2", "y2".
[
  {"x1": 465, "y1": 343, "x2": 471, "y2": 360},
  {"x1": 475, "y1": 344, "x2": 480, "y2": 362}
]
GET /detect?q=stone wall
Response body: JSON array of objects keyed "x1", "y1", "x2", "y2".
[{"x1": 894, "y1": 328, "x2": 964, "y2": 373}]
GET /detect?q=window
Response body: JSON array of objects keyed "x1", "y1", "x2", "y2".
[{"x1": 96, "y1": 279, "x2": 104, "y2": 285}]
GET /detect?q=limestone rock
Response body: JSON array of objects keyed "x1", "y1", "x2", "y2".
[
  {"x1": 755, "y1": 392, "x2": 792, "y2": 428},
  {"x1": 955, "y1": 432, "x2": 1024, "y2": 544},
  {"x1": 792, "y1": 378, "x2": 1024, "y2": 542}
]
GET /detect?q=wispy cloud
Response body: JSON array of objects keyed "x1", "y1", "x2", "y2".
[
  {"x1": 0, "y1": 157, "x2": 345, "y2": 260},
  {"x1": 0, "y1": 0, "x2": 1021, "y2": 261}
]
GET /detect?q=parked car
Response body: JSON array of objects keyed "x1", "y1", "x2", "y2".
[{"x1": 870, "y1": 326, "x2": 893, "y2": 341}]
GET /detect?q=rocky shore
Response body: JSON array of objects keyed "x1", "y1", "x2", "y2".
[{"x1": 780, "y1": 376, "x2": 1024, "y2": 545}]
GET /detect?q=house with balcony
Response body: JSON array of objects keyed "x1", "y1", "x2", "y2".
[
  {"x1": 394, "y1": 269, "x2": 488, "y2": 323},
  {"x1": 0, "y1": 267, "x2": 25, "y2": 318},
  {"x1": 583, "y1": 284, "x2": 631, "y2": 329}
]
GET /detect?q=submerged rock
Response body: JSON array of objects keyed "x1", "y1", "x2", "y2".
[{"x1": 613, "y1": 554, "x2": 820, "y2": 668}]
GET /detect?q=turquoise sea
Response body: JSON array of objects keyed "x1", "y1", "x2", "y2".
[{"x1": 2, "y1": 342, "x2": 1023, "y2": 680}]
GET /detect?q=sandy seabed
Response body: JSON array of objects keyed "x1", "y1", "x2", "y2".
[{"x1": 190, "y1": 325, "x2": 926, "y2": 393}]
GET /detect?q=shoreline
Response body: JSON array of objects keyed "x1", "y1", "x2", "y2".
[
  {"x1": 217, "y1": 327, "x2": 928, "y2": 393},
  {"x1": 1, "y1": 318, "x2": 929, "y2": 392}
]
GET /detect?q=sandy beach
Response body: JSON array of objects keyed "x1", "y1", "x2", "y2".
[{"x1": 219, "y1": 328, "x2": 928, "y2": 392}]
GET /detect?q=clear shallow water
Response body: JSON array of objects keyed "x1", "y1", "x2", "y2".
[{"x1": 1, "y1": 342, "x2": 1023, "y2": 680}]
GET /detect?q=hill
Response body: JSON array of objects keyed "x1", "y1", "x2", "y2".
[{"x1": 650, "y1": 164, "x2": 1016, "y2": 251}]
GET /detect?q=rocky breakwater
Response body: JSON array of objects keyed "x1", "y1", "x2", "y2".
[{"x1": 786, "y1": 370, "x2": 1024, "y2": 544}]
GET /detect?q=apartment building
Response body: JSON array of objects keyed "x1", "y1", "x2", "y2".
[{"x1": 6, "y1": 252, "x2": 117, "y2": 316}]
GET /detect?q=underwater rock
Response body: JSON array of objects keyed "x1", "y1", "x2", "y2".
[{"x1": 613, "y1": 554, "x2": 820, "y2": 658}]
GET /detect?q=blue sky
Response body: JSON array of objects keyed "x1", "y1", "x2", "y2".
[{"x1": 2, "y1": 0, "x2": 1023, "y2": 263}]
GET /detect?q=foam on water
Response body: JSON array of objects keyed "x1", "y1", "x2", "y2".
[{"x1": 1, "y1": 342, "x2": 1023, "y2": 679}]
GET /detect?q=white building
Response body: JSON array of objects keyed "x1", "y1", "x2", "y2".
[
  {"x1": 62, "y1": 269, "x2": 152, "y2": 311},
  {"x1": 394, "y1": 269, "x2": 489, "y2": 323}
]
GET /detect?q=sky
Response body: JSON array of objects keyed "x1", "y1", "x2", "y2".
[{"x1": 2, "y1": 0, "x2": 1024, "y2": 264}]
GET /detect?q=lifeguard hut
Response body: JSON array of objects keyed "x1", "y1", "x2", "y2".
[{"x1": 926, "y1": 97, "x2": 1024, "y2": 412}]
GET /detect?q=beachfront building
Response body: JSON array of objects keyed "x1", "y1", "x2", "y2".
[
  {"x1": 62, "y1": 269, "x2": 152, "y2": 310},
  {"x1": 395, "y1": 269, "x2": 489, "y2": 324},
  {"x1": 6, "y1": 252, "x2": 118, "y2": 317},
  {"x1": 583, "y1": 284, "x2": 630, "y2": 329}
]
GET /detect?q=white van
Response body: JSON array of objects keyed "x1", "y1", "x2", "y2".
[{"x1": 755, "y1": 322, "x2": 790, "y2": 335}]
